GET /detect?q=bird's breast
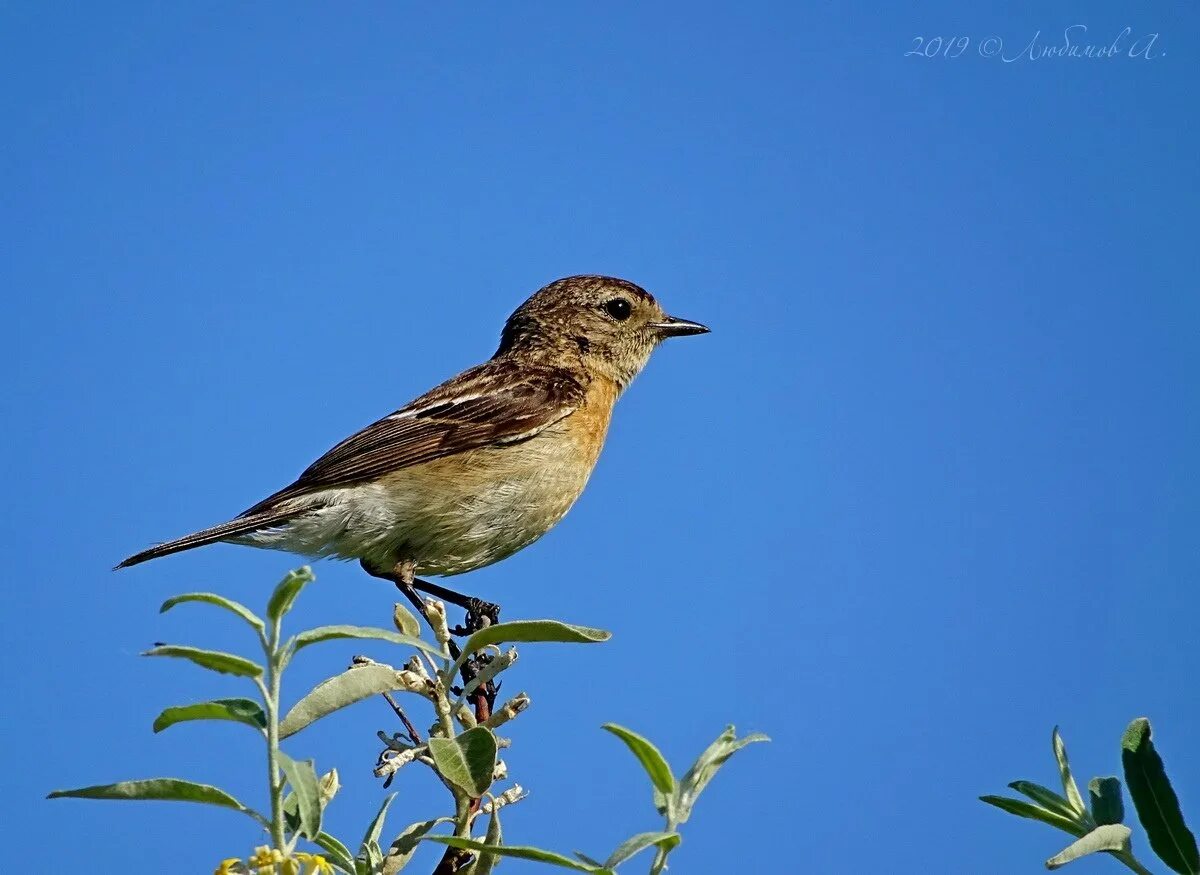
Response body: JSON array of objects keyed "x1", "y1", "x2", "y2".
[
  {"x1": 363, "y1": 376, "x2": 619, "y2": 575},
  {"x1": 562, "y1": 374, "x2": 619, "y2": 469}
]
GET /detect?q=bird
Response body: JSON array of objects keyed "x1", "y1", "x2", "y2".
[{"x1": 117, "y1": 275, "x2": 709, "y2": 614}]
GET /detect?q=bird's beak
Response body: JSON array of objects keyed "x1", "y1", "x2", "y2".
[{"x1": 650, "y1": 315, "x2": 711, "y2": 338}]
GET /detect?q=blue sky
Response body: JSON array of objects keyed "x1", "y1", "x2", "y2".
[{"x1": 3, "y1": 3, "x2": 1197, "y2": 873}]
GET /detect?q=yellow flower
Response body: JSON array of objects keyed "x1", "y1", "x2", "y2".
[
  {"x1": 248, "y1": 846, "x2": 284, "y2": 872},
  {"x1": 294, "y1": 852, "x2": 334, "y2": 874},
  {"x1": 213, "y1": 859, "x2": 243, "y2": 875},
  {"x1": 280, "y1": 858, "x2": 301, "y2": 875}
]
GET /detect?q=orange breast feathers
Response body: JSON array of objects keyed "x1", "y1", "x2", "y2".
[{"x1": 566, "y1": 376, "x2": 620, "y2": 468}]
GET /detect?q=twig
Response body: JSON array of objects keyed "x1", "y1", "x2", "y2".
[
  {"x1": 381, "y1": 691, "x2": 422, "y2": 744},
  {"x1": 483, "y1": 693, "x2": 530, "y2": 730}
]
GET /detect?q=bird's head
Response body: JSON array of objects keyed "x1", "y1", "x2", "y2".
[{"x1": 496, "y1": 275, "x2": 709, "y2": 389}]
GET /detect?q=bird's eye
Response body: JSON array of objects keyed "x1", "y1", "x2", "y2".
[{"x1": 603, "y1": 298, "x2": 632, "y2": 321}]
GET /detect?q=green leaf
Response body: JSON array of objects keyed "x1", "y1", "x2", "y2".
[
  {"x1": 573, "y1": 852, "x2": 605, "y2": 868},
  {"x1": 48, "y1": 778, "x2": 264, "y2": 825},
  {"x1": 283, "y1": 789, "x2": 300, "y2": 834},
  {"x1": 160, "y1": 592, "x2": 265, "y2": 633},
  {"x1": 600, "y1": 724, "x2": 676, "y2": 801},
  {"x1": 392, "y1": 603, "x2": 421, "y2": 638},
  {"x1": 1122, "y1": 717, "x2": 1199, "y2": 874},
  {"x1": 979, "y1": 796, "x2": 1089, "y2": 838},
  {"x1": 427, "y1": 726, "x2": 498, "y2": 797},
  {"x1": 1046, "y1": 824, "x2": 1132, "y2": 870},
  {"x1": 651, "y1": 787, "x2": 670, "y2": 817},
  {"x1": 267, "y1": 566, "x2": 315, "y2": 623},
  {"x1": 142, "y1": 645, "x2": 262, "y2": 678},
  {"x1": 1052, "y1": 726, "x2": 1088, "y2": 817},
  {"x1": 317, "y1": 854, "x2": 355, "y2": 875},
  {"x1": 360, "y1": 793, "x2": 397, "y2": 861},
  {"x1": 446, "y1": 620, "x2": 610, "y2": 682},
  {"x1": 278, "y1": 752, "x2": 322, "y2": 840},
  {"x1": 675, "y1": 725, "x2": 769, "y2": 823},
  {"x1": 1008, "y1": 781, "x2": 1087, "y2": 825},
  {"x1": 473, "y1": 804, "x2": 504, "y2": 875},
  {"x1": 313, "y1": 832, "x2": 358, "y2": 874},
  {"x1": 1089, "y1": 777, "x2": 1125, "y2": 826},
  {"x1": 291, "y1": 625, "x2": 441, "y2": 658},
  {"x1": 604, "y1": 832, "x2": 680, "y2": 869},
  {"x1": 152, "y1": 698, "x2": 266, "y2": 733},
  {"x1": 423, "y1": 837, "x2": 612, "y2": 873},
  {"x1": 382, "y1": 818, "x2": 452, "y2": 875},
  {"x1": 362, "y1": 839, "x2": 384, "y2": 874},
  {"x1": 281, "y1": 664, "x2": 421, "y2": 739}
]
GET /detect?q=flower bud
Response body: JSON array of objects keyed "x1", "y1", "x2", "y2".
[
  {"x1": 318, "y1": 768, "x2": 340, "y2": 805},
  {"x1": 392, "y1": 602, "x2": 421, "y2": 637}
]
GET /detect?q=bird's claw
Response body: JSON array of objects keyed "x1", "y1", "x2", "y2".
[{"x1": 450, "y1": 598, "x2": 500, "y2": 636}]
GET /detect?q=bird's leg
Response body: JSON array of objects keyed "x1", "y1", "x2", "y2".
[
  {"x1": 360, "y1": 559, "x2": 442, "y2": 633},
  {"x1": 359, "y1": 561, "x2": 500, "y2": 634},
  {"x1": 411, "y1": 577, "x2": 501, "y2": 636}
]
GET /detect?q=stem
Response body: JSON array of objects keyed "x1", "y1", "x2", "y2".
[
  {"x1": 261, "y1": 614, "x2": 287, "y2": 852},
  {"x1": 1115, "y1": 851, "x2": 1155, "y2": 875},
  {"x1": 431, "y1": 657, "x2": 469, "y2": 837},
  {"x1": 428, "y1": 599, "x2": 475, "y2": 873},
  {"x1": 648, "y1": 816, "x2": 678, "y2": 875},
  {"x1": 453, "y1": 795, "x2": 472, "y2": 837}
]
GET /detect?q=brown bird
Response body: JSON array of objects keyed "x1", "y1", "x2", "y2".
[{"x1": 117, "y1": 275, "x2": 708, "y2": 614}]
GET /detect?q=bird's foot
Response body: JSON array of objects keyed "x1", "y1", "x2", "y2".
[{"x1": 450, "y1": 598, "x2": 500, "y2": 637}]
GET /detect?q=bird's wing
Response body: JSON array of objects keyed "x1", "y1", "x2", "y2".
[{"x1": 241, "y1": 360, "x2": 585, "y2": 515}]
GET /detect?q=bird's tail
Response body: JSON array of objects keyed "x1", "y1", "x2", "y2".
[{"x1": 115, "y1": 509, "x2": 299, "y2": 569}]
